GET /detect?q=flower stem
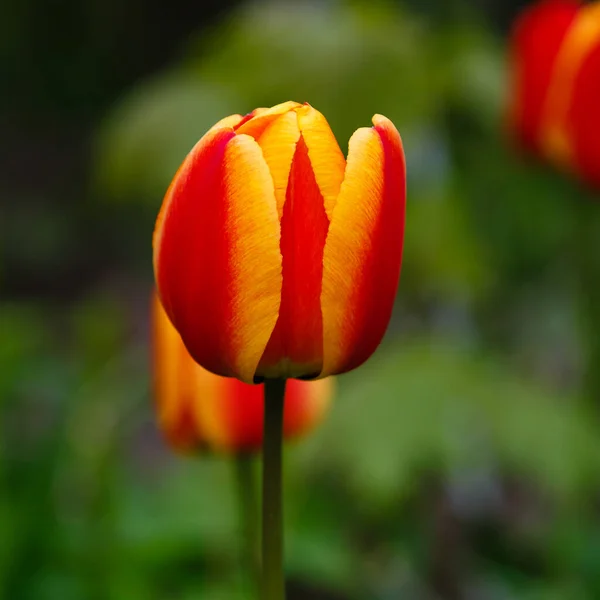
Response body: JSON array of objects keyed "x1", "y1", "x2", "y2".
[
  {"x1": 233, "y1": 453, "x2": 260, "y2": 597},
  {"x1": 261, "y1": 378, "x2": 287, "y2": 600}
]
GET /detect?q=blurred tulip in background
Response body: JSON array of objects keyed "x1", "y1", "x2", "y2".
[
  {"x1": 508, "y1": 0, "x2": 600, "y2": 187},
  {"x1": 152, "y1": 291, "x2": 333, "y2": 453}
]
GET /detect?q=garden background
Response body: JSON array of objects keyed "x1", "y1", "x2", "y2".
[{"x1": 3, "y1": 0, "x2": 600, "y2": 598}]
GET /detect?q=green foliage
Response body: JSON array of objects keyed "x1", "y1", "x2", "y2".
[
  {"x1": 94, "y1": 2, "x2": 443, "y2": 203},
  {"x1": 296, "y1": 339, "x2": 600, "y2": 506},
  {"x1": 403, "y1": 190, "x2": 492, "y2": 302},
  {"x1": 94, "y1": 75, "x2": 240, "y2": 202}
]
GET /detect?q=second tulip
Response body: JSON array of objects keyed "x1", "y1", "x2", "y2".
[{"x1": 152, "y1": 291, "x2": 332, "y2": 453}]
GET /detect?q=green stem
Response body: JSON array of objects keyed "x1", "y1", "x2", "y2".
[
  {"x1": 233, "y1": 453, "x2": 260, "y2": 597},
  {"x1": 261, "y1": 379, "x2": 287, "y2": 600}
]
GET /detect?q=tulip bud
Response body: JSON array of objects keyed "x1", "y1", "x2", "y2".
[{"x1": 153, "y1": 102, "x2": 406, "y2": 383}]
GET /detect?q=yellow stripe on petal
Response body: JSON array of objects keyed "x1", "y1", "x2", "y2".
[
  {"x1": 235, "y1": 101, "x2": 302, "y2": 140},
  {"x1": 194, "y1": 374, "x2": 235, "y2": 451},
  {"x1": 222, "y1": 134, "x2": 284, "y2": 383},
  {"x1": 252, "y1": 110, "x2": 301, "y2": 218},
  {"x1": 541, "y1": 3, "x2": 600, "y2": 171},
  {"x1": 320, "y1": 116, "x2": 406, "y2": 377},
  {"x1": 297, "y1": 104, "x2": 346, "y2": 220},
  {"x1": 152, "y1": 292, "x2": 207, "y2": 451}
]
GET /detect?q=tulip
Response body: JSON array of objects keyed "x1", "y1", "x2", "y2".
[
  {"x1": 153, "y1": 101, "x2": 406, "y2": 384},
  {"x1": 152, "y1": 291, "x2": 332, "y2": 453},
  {"x1": 508, "y1": 0, "x2": 579, "y2": 155},
  {"x1": 508, "y1": 0, "x2": 600, "y2": 187},
  {"x1": 540, "y1": 1, "x2": 600, "y2": 187}
]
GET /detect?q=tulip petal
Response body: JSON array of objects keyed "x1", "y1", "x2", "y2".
[
  {"x1": 508, "y1": 0, "x2": 579, "y2": 153},
  {"x1": 297, "y1": 104, "x2": 346, "y2": 220},
  {"x1": 236, "y1": 103, "x2": 303, "y2": 217},
  {"x1": 198, "y1": 377, "x2": 333, "y2": 451},
  {"x1": 236, "y1": 102, "x2": 345, "y2": 219},
  {"x1": 207, "y1": 114, "x2": 245, "y2": 132},
  {"x1": 283, "y1": 377, "x2": 333, "y2": 441},
  {"x1": 569, "y1": 41, "x2": 600, "y2": 187},
  {"x1": 235, "y1": 101, "x2": 302, "y2": 139},
  {"x1": 152, "y1": 293, "x2": 209, "y2": 451},
  {"x1": 195, "y1": 377, "x2": 262, "y2": 451},
  {"x1": 320, "y1": 115, "x2": 405, "y2": 377},
  {"x1": 246, "y1": 110, "x2": 301, "y2": 218},
  {"x1": 540, "y1": 3, "x2": 600, "y2": 184},
  {"x1": 257, "y1": 135, "x2": 330, "y2": 379},
  {"x1": 154, "y1": 129, "x2": 282, "y2": 383}
]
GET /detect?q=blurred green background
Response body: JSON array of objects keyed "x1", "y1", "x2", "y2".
[{"x1": 3, "y1": 0, "x2": 600, "y2": 598}]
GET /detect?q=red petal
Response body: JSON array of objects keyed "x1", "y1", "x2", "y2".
[
  {"x1": 152, "y1": 291, "x2": 209, "y2": 451},
  {"x1": 214, "y1": 378, "x2": 333, "y2": 451},
  {"x1": 257, "y1": 135, "x2": 330, "y2": 379},
  {"x1": 153, "y1": 128, "x2": 282, "y2": 383},
  {"x1": 321, "y1": 115, "x2": 406, "y2": 376},
  {"x1": 508, "y1": 0, "x2": 579, "y2": 153},
  {"x1": 569, "y1": 41, "x2": 600, "y2": 187}
]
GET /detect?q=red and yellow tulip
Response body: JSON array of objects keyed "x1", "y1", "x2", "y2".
[
  {"x1": 153, "y1": 101, "x2": 406, "y2": 383},
  {"x1": 152, "y1": 292, "x2": 332, "y2": 453},
  {"x1": 508, "y1": 0, "x2": 600, "y2": 187}
]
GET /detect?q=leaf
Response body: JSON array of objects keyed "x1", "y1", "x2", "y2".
[{"x1": 294, "y1": 337, "x2": 600, "y2": 509}]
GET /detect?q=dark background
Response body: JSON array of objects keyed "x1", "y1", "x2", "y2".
[{"x1": 3, "y1": 0, "x2": 600, "y2": 599}]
